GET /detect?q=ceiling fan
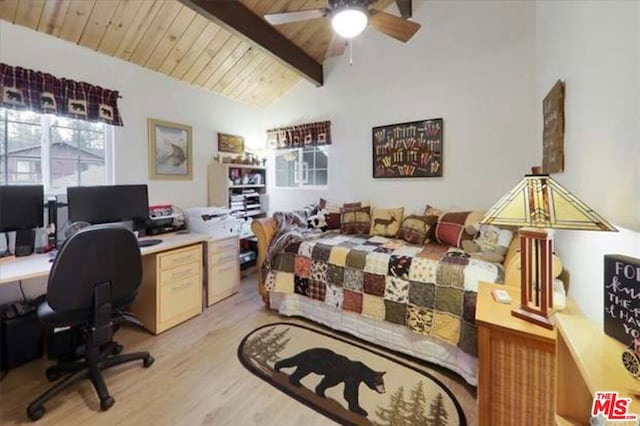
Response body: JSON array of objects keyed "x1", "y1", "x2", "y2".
[{"x1": 264, "y1": 0, "x2": 421, "y2": 52}]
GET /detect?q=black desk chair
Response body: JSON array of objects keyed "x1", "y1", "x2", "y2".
[{"x1": 27, "y1": 225, "x2": 154, "y2": 421}]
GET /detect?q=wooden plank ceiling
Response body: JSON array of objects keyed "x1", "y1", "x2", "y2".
[{"x1": 0, "y1": 0, "x2": 395, "y2": 107}]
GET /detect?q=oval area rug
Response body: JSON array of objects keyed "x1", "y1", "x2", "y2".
[{"x1": 238, "y1": 322, "x2": 466, "y2": 426}]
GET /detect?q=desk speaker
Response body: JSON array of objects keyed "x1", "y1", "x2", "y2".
[{"x1": 15, "y1": 229, "x2": 35, "y2": 257}]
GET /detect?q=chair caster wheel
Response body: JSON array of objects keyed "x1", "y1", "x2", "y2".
[
  {"x1": 143, "y1": 356, "x2": 155, "y2": 368},
  {"x1": 45, "y1": 367, "x2": 61, "y2": 382},
  {"x1": 27, "y1": 405, "x2": 45, "y2": 421},
  {"x1": 100, "y1": 395, "x2": 115, "y2": 411},
  {"x1": 112, "y1": 344, "x2": 123, "y2": 355}
]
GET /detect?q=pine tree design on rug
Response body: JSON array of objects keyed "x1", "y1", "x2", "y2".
[
  {"x1": 374, "y1": 381, "x2": 448, "y2": 425},
  {"x1": 242, "y1": 327, "x2": 291, "y2": 374}
]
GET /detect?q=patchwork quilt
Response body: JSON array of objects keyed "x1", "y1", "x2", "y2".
[{"x1": 265, "y1": 232, "x2": 503, "y2": 356}]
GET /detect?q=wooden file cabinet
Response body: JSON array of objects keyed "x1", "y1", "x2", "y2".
[
  {"x1": 206, "y1": 236, "x2": 240, "y2": 306},
  {"x1": 476, "y1": 282, "x2": 557, "y2": 426},
  {"x1": 132, "y1": 244, "x2": 203, "y2": 334}
]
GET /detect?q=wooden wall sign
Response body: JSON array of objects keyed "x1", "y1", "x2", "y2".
[
  {"x1": 372, "y1": 118, "x2": 443, "y2": 178},
  {"x1": 604, "y1": 254, "x2": 640, "y2": 345},
  {"x1": 542, "y1": 80, "x2": 565, "y2": 174}
]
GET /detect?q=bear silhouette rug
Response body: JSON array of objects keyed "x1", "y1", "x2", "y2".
[{"x1": 238, "y1": 322, "x2": 465, "y2": 426}]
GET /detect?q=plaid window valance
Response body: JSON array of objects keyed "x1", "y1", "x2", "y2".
[
  {"x1": 0, "y1": 63, "x2": 123, "y2": 126},
  {"x1": 267, "y1": 120, "x2": 331, "y2": 149}
]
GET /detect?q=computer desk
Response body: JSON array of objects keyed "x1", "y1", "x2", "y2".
[{"x1": 0, "y1": 232, "x2": 212, "y2": 334}]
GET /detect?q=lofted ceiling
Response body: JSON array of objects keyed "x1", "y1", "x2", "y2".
[{"x1": 0, "y1": 0, "x2": 396, "y2": 107}]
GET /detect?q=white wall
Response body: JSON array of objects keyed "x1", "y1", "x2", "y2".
[
  {"x1": 0, "y1": 21, "x2": 263, "y2": 209},
  {"x1": 262, "y1": 0, "x2": 538, "y2": 214},
  {"x1": 0, "y1": 21, "x2": 262, "y2": 303},
  {"x1": 535, "y1": 0, "x2": 640, "y2": 322}
]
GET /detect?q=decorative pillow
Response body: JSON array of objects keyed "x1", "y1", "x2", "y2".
[
  {"x1": 435, "y1": 211, "x2": 471, "y2": 248},
  {"x1": 340, "y1": 206, "x2": 371, "y2": 235},
  {"x1": 319, "y1": 199, "x2": 365, "y2": 230},
  {"x1": 474, "y1": 224, "x2": 513, "y2": 254},
  {"x1": 424, "y1": 205, "x2": 443, "y2": 218},
  {"x1": 396, "y1": 215, "x2": 438, "y2": 245},
  {"x1": 370, "y1": 207, "x2": 404, "y2": 237},
  {"x1": 423, "y1": 204, "x2": 443, "y2": 240}
]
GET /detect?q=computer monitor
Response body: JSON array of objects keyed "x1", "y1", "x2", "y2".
[
  {"x1": 0, "y1": 185, "x2": 44, "y2": 232},
  {"x1": 66, "y1": 185, "x2": 150, "y2": 228},
  {"x1": 0, "y1": 185, "x2": 44, "y2": 257}
]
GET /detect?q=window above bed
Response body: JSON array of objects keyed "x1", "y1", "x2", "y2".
[{"x1": 274, "y1": 146, "x2": 329, "y2": 189}]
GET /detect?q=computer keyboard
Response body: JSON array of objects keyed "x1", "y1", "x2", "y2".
[{"x1": 137, "y1": 239, "x2": 163, "y2": 248}]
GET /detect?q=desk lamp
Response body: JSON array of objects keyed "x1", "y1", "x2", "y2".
[{"x1": 481, "y1": 166, "x2": 617, "y2": 329}]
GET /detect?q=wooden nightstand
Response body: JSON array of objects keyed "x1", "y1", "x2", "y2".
[{"x1": 476, "y1": 282, "x2": 558, "y2": 426}]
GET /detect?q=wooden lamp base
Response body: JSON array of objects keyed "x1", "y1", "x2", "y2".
[
  {"x1": 512, "y1": 307, "x2": 554, "y2": 330},
  {"x1": 514, "y1": 228, "x2": 555, "y2": 330}
]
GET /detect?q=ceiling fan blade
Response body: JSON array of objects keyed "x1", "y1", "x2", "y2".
[
  {"x1": 369, "y1": 11, "x2": 421, "y2": 42},
  {"x1": 395, "y1": 0, "x2": 412, "y2": 19},
  {"x1": 264, "y1": 8, "x2": 326, "y2": 25},
  {"x1": 325, "y1": 33, "x2": 347, "y2": 58}
]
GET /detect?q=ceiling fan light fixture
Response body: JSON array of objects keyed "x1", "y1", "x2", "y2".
[{"x1": 331, "y1": 7, "x2": 368, "y2": 39}]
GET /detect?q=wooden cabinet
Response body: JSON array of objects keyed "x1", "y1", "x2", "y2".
[
  {"x1": 131, "y1": 244, "x2": 203, "y2": 334},
  {"x1": 206, "y1": 236, "x2": 240, "y2": 306},
  {"x1": 555, "y1": 309, "x2": 640, "y2": 425},
  {"x1": 476, "y1": 282, "x2": 557, "y2": 426}
]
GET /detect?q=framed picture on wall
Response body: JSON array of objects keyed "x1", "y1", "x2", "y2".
[
  {"x1": 372, "y1": 118, "x2": 443, "y2": 178},
  {"x1": 218, "y1": 133, "x2": 245, "y2": 153},
  {"x1": 542, "y1": 80, "x2": 565, "y2": 174},
  {"x1": 147, "y1": 118, "x2": 192, "y2": 180}
]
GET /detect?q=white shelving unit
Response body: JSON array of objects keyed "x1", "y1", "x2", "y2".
[{"x1": 207, "y1": 162, "x2": 266, "y2": 271}]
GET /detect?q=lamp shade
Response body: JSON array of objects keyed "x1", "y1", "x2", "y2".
[{"x1": 481, "y1": 173, "x2": 617, "y2": 231}]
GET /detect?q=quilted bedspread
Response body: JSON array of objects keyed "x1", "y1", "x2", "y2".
[{"x1": 264, "y1": 232, "x2": 502, "y2": 356}]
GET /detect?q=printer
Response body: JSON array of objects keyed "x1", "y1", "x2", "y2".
[{"x1": 184, "y1": 207, "x2": 239, "y2": 238}]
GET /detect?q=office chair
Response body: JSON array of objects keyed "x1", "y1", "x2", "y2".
[{"x1": 27, "y1": 225, "x2": 154, "y2": 421}]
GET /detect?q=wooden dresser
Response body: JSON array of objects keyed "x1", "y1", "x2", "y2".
[
  {"x1": 206, "y1": 235, "x2": 240, "y2": 306},
  {"x1": 132, "y1": 243, "x2": 203, "y2": 334},
  {"x1": 476, "y1": 282, "x2": 559, "y2": 426}
]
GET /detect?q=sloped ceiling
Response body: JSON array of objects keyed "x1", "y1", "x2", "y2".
[{"x1": 0, "y1": 0, "x2": 395, "y2": 107}]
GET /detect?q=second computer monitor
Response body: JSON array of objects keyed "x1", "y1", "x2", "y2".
[{"x1": 67, "y1": 185, "x2": 149, "y2": 226}]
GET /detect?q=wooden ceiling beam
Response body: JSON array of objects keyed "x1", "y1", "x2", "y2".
[{"x1": 178, "y1": 0, "x2": 323, "y2": 87}]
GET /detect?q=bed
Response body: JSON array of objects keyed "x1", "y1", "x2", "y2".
[{"x1": 251, "y1": 216, "x2": 523, "y2": 385}]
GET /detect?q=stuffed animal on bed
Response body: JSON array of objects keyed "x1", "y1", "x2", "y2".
[
  {"x1": 461, "y1": 222, "x2": 513, "y2": 263},
  {"x1": 306, "y1": 209, "x2": 330, "y2": 232}
]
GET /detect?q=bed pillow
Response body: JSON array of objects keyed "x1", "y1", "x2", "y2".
[
  {"x1": 370, "y1": 207, "x2": 404, "y2": 237},
  {"x1": 396, "y1": 215, "x2": 438, "y2": 245},
  {"x1": 435, "y1": 211, "x2": 471, "y2": 248},
  {"x1": 340, "y1": 206, "x2": 371, "y2": 235},
  {"x1": 423, "y1": 204, "x2": 443, "y2": 239},
  {"x1": 319, "y1": 198, "x2": 365, "y2": 230},
  {"x1": 424, "y1": 204, "x2": 443, "y2": 218}
]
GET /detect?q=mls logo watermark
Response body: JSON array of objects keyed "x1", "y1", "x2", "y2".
[{"x1": 592, "y1": 392, "x2": 638, "y2": 422}]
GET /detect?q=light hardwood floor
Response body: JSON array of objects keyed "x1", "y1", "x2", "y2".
[{"x1": 0, "y1": 275, "x2": 478, "y2": 425}]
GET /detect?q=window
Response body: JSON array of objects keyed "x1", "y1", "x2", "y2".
[
  {"x1": 0, "y1": 107, "x2": 113, "y2": 193},
  {"x1": 274, "y1": 146, "x2": 329, "y2": 188}
]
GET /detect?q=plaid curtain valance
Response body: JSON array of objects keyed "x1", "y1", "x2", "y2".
[
  {"x1": 0, "y1": 63, "x2": 123, "y2": 126},
  {"x1": 267, "y1": 120, "x2": 331, "y2": 149}
]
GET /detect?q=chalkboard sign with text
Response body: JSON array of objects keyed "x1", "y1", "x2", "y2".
[
  {"x1": 604, "y1": 254, "x2": 640, "y2": 345},
  {"x1": 372, "y1": 118, "x2": 443, "y2": 178}
]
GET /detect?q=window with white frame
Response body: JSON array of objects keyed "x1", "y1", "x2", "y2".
[
  {"x1": 274, "y1": 146, "x2": 328, "y2": 188},
  {"x1": 0, "y1": 107, "x2": 113, "y2": 193}
]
